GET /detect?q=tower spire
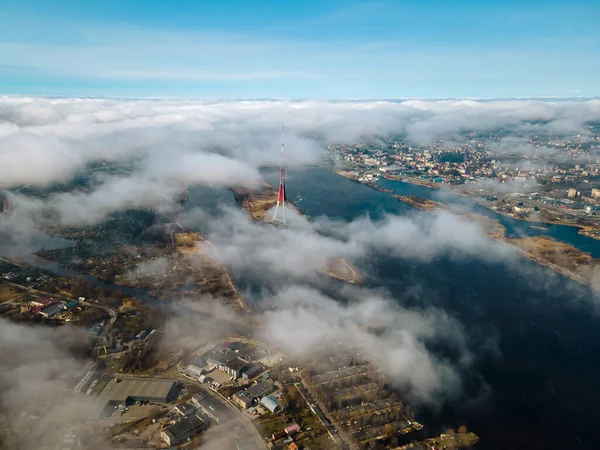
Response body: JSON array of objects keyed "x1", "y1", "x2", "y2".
[{"x1": 272, "y1": 126, "x2": 287, "y2": 225}]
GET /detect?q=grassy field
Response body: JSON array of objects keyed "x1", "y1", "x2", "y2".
[
  {"x1": 0, "y1": 283, "x2": 23, "y2": 302},
  {"x1": 256, "y1": 415, "x2": 288, "y2": 438}
]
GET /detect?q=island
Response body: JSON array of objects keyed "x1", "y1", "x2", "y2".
[{"x1": 232, "y1": 182, "x2": 363, "y2": 284}]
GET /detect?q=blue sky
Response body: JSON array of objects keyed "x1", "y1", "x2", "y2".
[{"x1": 0, "y1": 0, "x2": 598, "y2": 98}]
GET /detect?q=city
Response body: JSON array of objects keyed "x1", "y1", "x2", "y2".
[{"x1": 2, "y1": 1, "x2": 600, "y2": 449}]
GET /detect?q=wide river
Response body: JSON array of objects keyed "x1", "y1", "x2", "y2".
[
  {"x1": 3, "y1": 166, "x2": 599, "y2": 450},
  {"x1": 263, "y1": 166, "x2": 600, "y2": 450}
]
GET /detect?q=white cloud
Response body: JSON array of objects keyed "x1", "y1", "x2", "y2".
[{"x1": 2, "y1": 97, "x2": 599, "y2": 192}]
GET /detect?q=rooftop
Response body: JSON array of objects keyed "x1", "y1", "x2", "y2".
[
  {"x1": 226, "y1": 357, "x2": 249, "y2": 372},
  {"x1": 246, "y1": 381, "x2": 273, "y2": 399},
  {"x1": 163, "y1": 414, "x2": 206, "y2": 439},
  {"x1": 97, "y1": 377, "x2": 178, "y2": 403},
  {"x1": 175, "y1": 402, "x2": 196, "y2": 416},
  {"x1": 203, "y1": 346, "x2": 237, "y2": 365}
]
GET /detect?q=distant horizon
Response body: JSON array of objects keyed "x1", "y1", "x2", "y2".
[{"x1": 2, "y1": 94, "x2": 599, "y2": 102}]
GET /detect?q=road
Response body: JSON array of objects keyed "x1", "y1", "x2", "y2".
[
  {"x1": 294, "y1": 382, "x2": 348, "y2": 449},
  {"x1": 172, "y1": 381, "x2": 266, "y2": 450},
  {"x1": 0, "y1": 271, "x2": 117, "y2": 360}
]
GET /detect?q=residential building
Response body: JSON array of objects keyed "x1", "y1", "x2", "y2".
[{"x1": 285, "y1": 423, "x2": 300, "y2": 435}]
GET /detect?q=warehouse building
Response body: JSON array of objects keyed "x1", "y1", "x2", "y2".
[
  {"x1": 95, "y1": 377, "x2": 179, "y2": 417},
  {"x1": 240, "y1": 363, "x2": 263, "y2": 380},
  {"x1": 186, "y1": 363, "x2": 206, "y2": 378},
  {"x1": 224, "y1": 357, "x2": 250, "y2": 379},
  {"x1": 161, "y1": 414, "x2": 209, "y2": 446},
  {"x1": 203, "y1": 345, "x2": 237, "y2": 368},
  {"x1": 39, "y1": 301, "x2": 65, "y2": 318},
  {"x1": 260, "y1": 395, "x2": 281, "y2": 413}
]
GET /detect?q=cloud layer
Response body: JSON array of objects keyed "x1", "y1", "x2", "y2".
[
  {"x1": 2, "y1": 97, "x2": 600, "y2": 191},
  {"x1": 0, "y1": 96, "x2": 596, "y2": 446}
]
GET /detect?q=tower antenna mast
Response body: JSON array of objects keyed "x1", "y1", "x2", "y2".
[{"x1": 272, "y1": 126, "x2": 287, "y2": 225}]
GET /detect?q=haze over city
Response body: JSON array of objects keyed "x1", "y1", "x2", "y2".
[{"x1": 1, "y1": 2, "x2": 600, "y2": 450}]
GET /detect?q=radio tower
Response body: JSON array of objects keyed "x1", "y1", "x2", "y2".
[{"x1": 272, "y1": 126, "x2": 287, "y2": 225}]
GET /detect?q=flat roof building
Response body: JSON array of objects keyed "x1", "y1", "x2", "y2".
[
  {"x1": 191, "y1": 393, "x2": 231, "y2": 424},
  {"x1": 240, "y1": 363, "x2": 263, "y2": 380},
  {"x1": 203, "y1": 345, "x2": 237, "y2": 367},
  {"x1": 39, "y1": 301, "x2": 65, "y2": 318},
  {"x1": 233, "y1": 390, "x2": 253, "y2": 409},
  {"x1": 225, "y1": 357, "x2": 250, "y2": 380},
  {"x1": 161, "y1": 414, "x2": 208, "y2": 446},
  {"x1": 95, "y1": 377, "x2": 179, "y2": 417},
  {"x1": 233, "y1": 381, "x2": 273, "y2": 409},
  {"x1": 174, "y1": 402, "x2": 196, "y2": 417}
]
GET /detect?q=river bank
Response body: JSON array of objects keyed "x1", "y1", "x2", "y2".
[
  {"x1": 332, "y1": 167, "x2": 600, "y2": 287},
  {"x1": 390, "y1": 194, "x2": 599, "y2": 289},
  {"x1": 335, "y1": 168, "x2": 600, "y2": 240}
]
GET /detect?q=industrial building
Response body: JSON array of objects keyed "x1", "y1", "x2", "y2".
[
  {"x1": 161, "y1": 414, "x2": 209, "y2": 446},
  {"x1": 95, "y1": 377, "x2": 179, "y2": 417},
  {"x1": 233, "y1": 381, "x2": 273, "y2": 409},
  {"x1": 191, "y1": 393, "x2": 231, "y2": 424},
  {"x1": 203, "y1": 345, "x2": 238, "y2": 367},
  {"x1": 38, "y1": 301, "x2": 65, "y2": 318},
  {"x1": 198, "y1": 344, "x2": 256, "y2": 380},
  {"x1": 225, "y1": 357, "x2": 250, "y2": 379},
  {"x1": 240, "y1": 363, "x2": 263, "y2": 380},
  {"x1": 174, "y1": 402, "x2": 196, "y2": 417},
  {"x1": 260, "y1": 395, "x2": 281, "y2": 413},
  {"x1": 186, "y1": 362, "x2": 206, "y2": 378}
]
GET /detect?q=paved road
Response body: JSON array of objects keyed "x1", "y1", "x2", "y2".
[
  {"x1": 170, "y1": 378, "x2": 266, "y2": 450},
  {"x1": 294, "y1": 382, "x2": 348, "y2": 449},
  {"x1": 199, "y1": 385, "x2": 266, "y2": 450}
]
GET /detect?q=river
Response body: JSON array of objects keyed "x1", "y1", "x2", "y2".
[
  {"x1": 3, "y1": 167, "x2": 600, "y2": 449},
  {"x1": 263, "y1": 166, "x2": 600, "y2": 450},
  {"x1": 376, "y1": 176, "x2": 600, "y2": 257}
]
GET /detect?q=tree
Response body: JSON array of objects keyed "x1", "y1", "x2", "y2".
[
  {"x1": 458, "y1": 425, "x2": 468, "y2": 434},
  {"x1": 383, "y1": 424, "x2": 396, "y2": 437}
]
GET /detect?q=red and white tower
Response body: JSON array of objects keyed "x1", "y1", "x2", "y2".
[{"x1": 272, "y1": 126, "x2": 287, "y2": 225}]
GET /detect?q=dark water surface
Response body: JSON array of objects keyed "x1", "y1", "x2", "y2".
[
  {"x1": 265, "y1": 166, "x2": 600, "y2": 450},
  {"x1": 377, "y1": 177, "x2": 600, "y2": 257},
  {"x1": 4, "y1": 167, "x2": 600, "y2": 449}
]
